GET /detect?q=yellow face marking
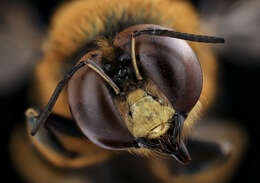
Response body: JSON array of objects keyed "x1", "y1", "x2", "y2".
[{"x1": 127, "y1": 89, "x2": 175, "y2": 138}]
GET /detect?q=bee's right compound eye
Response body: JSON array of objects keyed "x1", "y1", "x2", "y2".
[{"x1": 68, "y1": 54, "x2": 135, "y2": 150}]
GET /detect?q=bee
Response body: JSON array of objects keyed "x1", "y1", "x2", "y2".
[
  {"x1": 9, "y1": 0, "x2": 246, "y2": 183},
  {"x1": 24, "y1": 0, "x2": 224, "y2": 164},
  {"x1": 26, "y1": 22, "x2": 223, "y2": 162}
]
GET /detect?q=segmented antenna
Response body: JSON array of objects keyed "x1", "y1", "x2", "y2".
[
  {"x1": 30, "y1": 59, "x2": 120, "y2": 136},
  {"x1": 133, "y1": 29, "x2": 225, "y2": 43}
]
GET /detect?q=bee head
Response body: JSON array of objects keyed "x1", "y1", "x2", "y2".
[{"x1": 31, "y1": 24, "x2": 223, "y2": 164}]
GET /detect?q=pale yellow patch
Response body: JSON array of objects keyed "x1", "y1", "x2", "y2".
[
  {"x1": 127, "y1": 89, "x2": 175, "y2": 138},
  {"x1": 127, "y1": 88, "x2": 147, "y2": 105}
]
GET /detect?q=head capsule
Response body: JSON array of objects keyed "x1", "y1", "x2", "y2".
[
  {"x1": 67, "y1": 24, "x2": 209, "y2": 164},
  {"x1": 30, "y1": 24, "x2": 224, "y2": 164}
]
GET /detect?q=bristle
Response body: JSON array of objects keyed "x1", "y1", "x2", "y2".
[
  {"x1": 128, "y1": 147, "x2": 168, "y2": 159},
  {"x1": 182, "y1": 100, "x2": 203, "y2": 138},
  {"x1": 96, "y1": 39, "x2": 115, "y2": 61}
]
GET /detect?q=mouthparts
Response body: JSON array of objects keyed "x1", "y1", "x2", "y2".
[{"x1": 135, "y1": 113, "x2": 191, "y2": 164}]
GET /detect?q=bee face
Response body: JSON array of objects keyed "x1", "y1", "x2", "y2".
[{"x1": 67, "y1": 24, "x2": 205, "y2": 164}]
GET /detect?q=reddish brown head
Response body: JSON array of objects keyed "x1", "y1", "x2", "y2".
[{"x1": 66, "y1": 24, "x2": 223, "y2": 164}]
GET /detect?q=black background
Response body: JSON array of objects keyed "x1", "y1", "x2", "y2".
[{"x1": 1, "y1": 0, "x2": 259, "y2": 182}]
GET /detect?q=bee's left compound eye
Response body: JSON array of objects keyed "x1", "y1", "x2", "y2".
[
  {"x1": 114, "y1": 25, "x2": 203, "y2": 113},
  {"x1": 135, "y1": 35, "x2": 202, "y2": 113}
]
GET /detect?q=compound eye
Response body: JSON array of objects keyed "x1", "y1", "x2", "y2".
[
  {"x1": 68, "y1": 54, "x2": 135, "y2": 150},
  {"x1": 113, "y1": 25, "x2": 203, "y2": 113},
  {"x1": 135, "y1": 34, "x2": 203, "y2": 113}
]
